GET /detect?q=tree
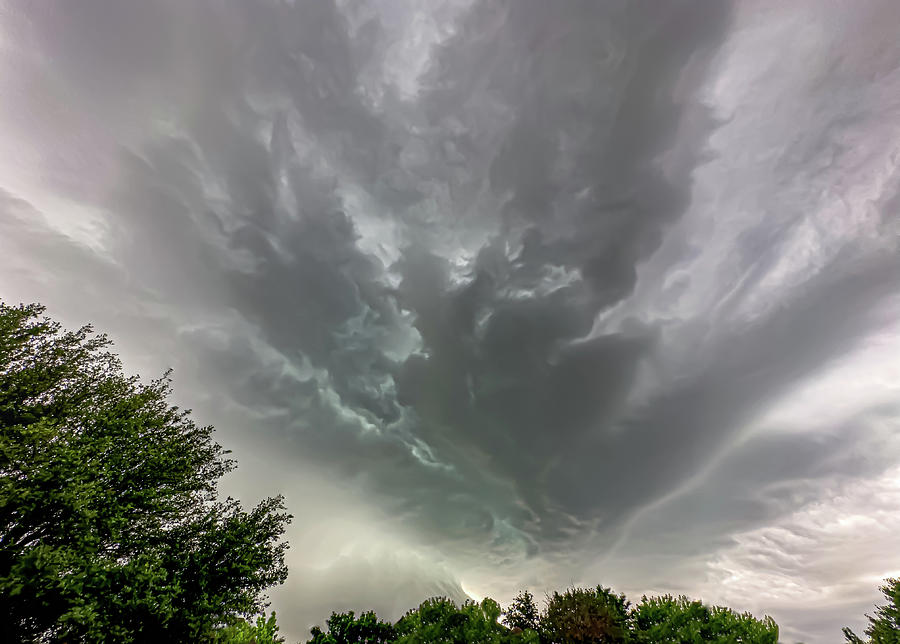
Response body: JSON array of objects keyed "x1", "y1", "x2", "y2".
[
  {"x1": 629, "y1": 594, "x2": 778, "y2": 643},
  {"x1": 0, "y1": 302, "x2": 292, "y2": 642},
  {"x1": 394, "y1": 596, "x2": 538, "y2": 644},
  {"x1": 301, "y1": 585, "x2": 783, "y2": 644},
  {"x1": 215, "y1": 611, "x2": 285, "y2": 643},
  {"x1": 308, "y1": 610, "x2": 396, "y2": 644},
  {"x1": 541, "y1": 586, "x2": 629, "y2": 644},
  {"x1": 844, "y1": 578, "x2": 900, "y2": 644},
  {"x1": 504, "y1": 590, "x2": 540, "y2": 632}
]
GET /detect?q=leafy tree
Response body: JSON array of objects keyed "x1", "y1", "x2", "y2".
[
  {"x1": 308, "y1": 610, "x2": 397, "y2": 644},
  {"x1": 0, "y1": 302, "x2": 292, "y2": 642},
  {"x1": 629, "y1": 594, "x2": 778, "y2": 643},
  {"x1": 504, "y1": 590, "x2": 540, "y2": 632},
  {"x1": 846, "y1": 631, "x2": 866, "y2": 644},
  {"x1": 844, "y1": 578, "x2": 900, "y2": 644},
  {"x1": 215, "y1": 611, "x2": 285, "y2": 643},
  {"x1": 395, "y1": 596, "x2": 538, "y2": 644},
  {"x1": 301, "y1": 586, "x2": 783, "y2": 644},
  {"x1": 541, "y1": 586, "x2": 629, "y2": 644}
]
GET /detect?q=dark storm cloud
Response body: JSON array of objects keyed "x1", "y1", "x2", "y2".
[
  {"x1": 51, "y1": 0, "x2": 740, "y2": 560},
  {"x1": 550, "y1": 248, "x2": 900, "y2": 520},
  {"x1": 2, "y1": 1, "x2": 900, "y2": 641},
  {"x1": 370, "y1": 0, "x2": 736, "y2": 546}
]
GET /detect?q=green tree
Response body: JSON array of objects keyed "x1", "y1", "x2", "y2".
[
  {"x1": 844, "y1": 578, "x2": 900, "y2": 644},
  {"x1": 395, "y1": 596, "x2": 538, "y2": 644},
  {"x1": 540, "y1": 586, "x2": 629, "y2": 644},
  {"x1": 215, "y1": 611, "x2": 285, "y2": 643},
  {"x1": 629, "y1": 594, "x2": 778, "y2": 643},
  {"x1": 308, "y1": 610, "x2": 396, "y2": 644},
  {"x1": 0, "y1": 302, "x2": 292, "y2": 642},
  {"x1": 504, "y1": 590, "x2": 540, "y2": 632}
]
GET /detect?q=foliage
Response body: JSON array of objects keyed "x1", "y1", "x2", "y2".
[
  {"x1": 629, "y1": 594, "x2": 778, "y2": 643},
  {"x1": 541, "y1": 586, "x2": 629, "y2": 644},
  {"x1": 308, "y1": 610, "x2": 397, "y2": 644},
  {"x1": 215, "y1": 612, "x2": 285, "y2": 643},
  {"x1": 394, "y1": 596, "x2": 538, "y2": 644},
  {"x1": 504, "y1": 590, "x2": 540, "y2": 633},
  {"x1": 844, "y1": 578, "x2": 900, "y2": 644},
  {"x1": 302, "y1": 588, "x2": 780, "y2": 644},
  {"x1": 0, "y1": 302, "x2": 292, "y2": 642}
]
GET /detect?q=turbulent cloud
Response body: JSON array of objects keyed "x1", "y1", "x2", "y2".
[{"x1": 1, "y1": 1, "x2": 899, "y2": 641}]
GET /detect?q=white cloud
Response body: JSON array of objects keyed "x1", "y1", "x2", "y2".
[{"x1": 699, "y1": 465, "x2": 900, "y2": 643}]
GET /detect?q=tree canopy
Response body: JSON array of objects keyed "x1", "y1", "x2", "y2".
[
  {"x1": 629, "y1": 594, "x2": 778, "y2": 644},
  {"x1": 308, "y1": 609, "x2": 397, "y2": 644},
  {"x1": 503, "y1": 590, "x2": 540, "y2": 633},
  {"x1": 844, "y1": 578, "x2": 900, "y2": 644},
  {"x1": 0, "y1": 302, "x2": 292, "y2": 642},
  {"x1": 304, "y1": 589, "x2": 780, "y2": 644},
  {"x1": 394, "y1": 597, "x2": 538, "y2": 644},
  {"x1": 541, "y1": 586, "x2": 630, "y2": 644}
]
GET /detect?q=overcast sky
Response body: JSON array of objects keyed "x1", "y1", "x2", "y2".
[{"x1": 2, "y1": 1, "x2": 900, "y2": 642}]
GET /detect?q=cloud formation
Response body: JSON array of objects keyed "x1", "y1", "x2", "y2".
[{"x1": 1, "y1": 1, "x2": 899, "y2": 641}]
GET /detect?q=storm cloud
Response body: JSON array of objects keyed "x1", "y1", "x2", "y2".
[{"x1": 1, "y1": 1, "x2": 899, "y2": 642}]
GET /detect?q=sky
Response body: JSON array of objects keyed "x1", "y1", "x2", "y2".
[{"x1": 1, "y1": 1, "x2": 899, "y2": 642}]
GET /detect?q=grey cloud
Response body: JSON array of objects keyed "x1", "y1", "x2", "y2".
[
  {"x1": 88, "y1": 0, "x2": 726, "y2": 559},
  {"x1": 273, "y1": 547, "x2": 467, "y2": 640},
  {"x1": 621, "y1": 402, "x2": 900, "y2": 557},
  {"x1": 375, "y1": 0, "x2": 735, "y2": 546},
  {"x1": 551, "y1": 249, "x2": 900, "y2": 523}
]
